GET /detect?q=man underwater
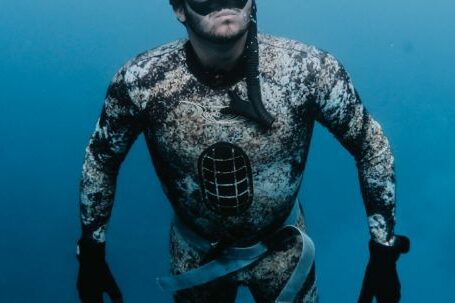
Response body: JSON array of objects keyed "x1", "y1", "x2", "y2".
[{"x1": 76, "y1": 0, "x2": 410, "y2": 302}]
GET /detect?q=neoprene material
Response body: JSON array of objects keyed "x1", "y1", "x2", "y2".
[
  {"x1": 157, "y1": 201, "x2": 316, "y2": 303},
  {"x1": 358, "y1": 235, "x2": 410, "y2": 303},
  {"x1": 77, "y1": 239, "x2": 123, "y2": 303}
]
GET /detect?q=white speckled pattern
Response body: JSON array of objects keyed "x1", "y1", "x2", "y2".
[{"x1": 79, "y1": 33, "x2": 396, "y2": 302}]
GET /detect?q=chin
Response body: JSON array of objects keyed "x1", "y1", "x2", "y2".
[
  {"x1": 212, "y1": 22, "x2": 246, "y2": 38},
  {"x1": 215, "y1": 27, "x2": 239, "y2": 38}
]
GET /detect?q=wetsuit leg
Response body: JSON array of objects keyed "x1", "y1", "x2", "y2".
[
  {"x1": 244, "y1": 214, "x2": 319, "y2": 303},
  {"x1": 169, "y1": 225, "x2": 239, "y2": 303},
  {"x1": 246, "y1": 235, "x2": 318, "y2": 303}
]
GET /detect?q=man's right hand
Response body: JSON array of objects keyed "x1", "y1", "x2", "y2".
[{"x1": 76, "y1": 239, "x2": 123, "y2": 303}]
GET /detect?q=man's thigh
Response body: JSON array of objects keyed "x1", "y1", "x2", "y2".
[
  {"x1": 242, "y1": 231, "x2": 319, "y2": 303},
  {"x1": 170, "y1": 225, "x2": 239, "y2": 303},
  {"x1": 247, "y1": 263, "x2": 318, "y2": 303},
  {"x1": 169, "y1": 216, "x2": 318, "y2": 303}
]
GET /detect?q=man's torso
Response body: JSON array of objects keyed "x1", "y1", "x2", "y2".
[{"x1": 122, "y1": 34, "x2": 326, "y2": 244}]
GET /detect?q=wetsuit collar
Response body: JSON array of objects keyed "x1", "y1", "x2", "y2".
[{"x1": 184, "y1": 40, "x2": 247, "y2": 89}]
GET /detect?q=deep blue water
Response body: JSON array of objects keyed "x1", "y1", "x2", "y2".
[{"x1": 1, "y1": 0, "x2": 454, "y2": 302}]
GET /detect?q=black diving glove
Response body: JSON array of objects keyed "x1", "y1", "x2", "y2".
[
  {"x1": 358, "y1": 235, "x2": 410, "y2": 303},
  {"x1": 76, "y1": 238, "x2": 123, "y2": 303}
]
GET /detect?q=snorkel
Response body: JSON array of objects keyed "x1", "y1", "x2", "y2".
[
  {"x1": 241, "y1": 0, "x2": 275, "y2": 128},
  {"x1": 170, "y1": 0, "x2": 275, "y2": 128}
]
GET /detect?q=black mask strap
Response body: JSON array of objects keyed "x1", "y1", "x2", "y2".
[{"x1": 186, "y1": 0, "x2": 248, "y2": 16}]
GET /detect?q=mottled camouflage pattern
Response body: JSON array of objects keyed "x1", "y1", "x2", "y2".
[
  {"x1": 79, "y1": 33, "x2": 396, "y2": 302},
  {"x1": 170, "y1": 209, "x2": 318, "y2": 302}
]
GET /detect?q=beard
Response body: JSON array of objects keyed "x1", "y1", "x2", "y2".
[{"x1": 184, "y1": 6, "x2": 250, "y2": 44}]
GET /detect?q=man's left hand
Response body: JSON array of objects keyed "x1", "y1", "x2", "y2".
[{"x1": 358, "y1": 235, "x2": 410, "y2": 303}]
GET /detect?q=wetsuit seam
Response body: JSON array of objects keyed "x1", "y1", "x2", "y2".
[
  {"x1": 133, "y1": 38, "x2": 187, "y2": 64},
  {"x1": 258, "y1": 33, "x2": 315, "y2": 55}
]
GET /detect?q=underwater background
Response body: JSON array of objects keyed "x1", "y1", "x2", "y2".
[{"x1": 1, "y1": 0, "x2": 453, "y2": 302}]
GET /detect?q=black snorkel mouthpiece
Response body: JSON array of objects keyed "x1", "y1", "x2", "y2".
[
  {"x1": 226, "y1": 0, "x2": 275, "y2": 128},
  {"x1": 186, "y1": 0, "x2": 249, "y2": 16}
]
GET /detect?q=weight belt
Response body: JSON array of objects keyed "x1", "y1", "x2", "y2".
[{"x1": 157, "y1": 200, "x2": 315, "y2": 303}]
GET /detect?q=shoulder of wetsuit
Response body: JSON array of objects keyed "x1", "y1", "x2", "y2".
[
  {"x1": 114, "y1": 39, "x2": 187, "y2": 83},
  {"x1": 257, "y1": 33, "x2": 327, "y2": 61},
  {"x1": 105, "y1": 38, "x2": 188, "y2": 110}
]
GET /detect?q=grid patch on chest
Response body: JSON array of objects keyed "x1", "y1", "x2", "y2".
[{"x1": 198, "y1": 142, "x2": 254, "y2": 216}]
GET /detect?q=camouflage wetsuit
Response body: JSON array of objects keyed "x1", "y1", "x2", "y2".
[{"x1": 79, "y1": 34, "x2": 396, "y2": 302}]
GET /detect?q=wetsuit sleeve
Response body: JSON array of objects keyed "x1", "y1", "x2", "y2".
[
  {"x1": 312, "y1": 53, "x2": 396, "y2": 246},
  {"x1": 79, "y1": 68, "x2": 143, "y2": 243}
]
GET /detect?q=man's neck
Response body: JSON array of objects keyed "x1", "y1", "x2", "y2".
[{"x1": 187, "y1": 31, "x2": 248, "y2": 72}]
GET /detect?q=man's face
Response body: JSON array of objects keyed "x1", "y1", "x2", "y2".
[{"x1": 176, "y1": 0, "x2": 253, "y2": 43}]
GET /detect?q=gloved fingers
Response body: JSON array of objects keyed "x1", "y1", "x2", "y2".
[
  {"x1": 357, "y1": 288, "x2": 374, "y2": 303},
  {"x1": 102, "y1": 267, "x2": 123, "y2": 302},
  {"x1": 357, "y1": 264, "x2": 374, "y2": 303},
  {"x1": 78, "y1": 289, "x2": 104, "y2": 303},
  {"x1": 371, "y1": 271, "x2": 400, "y2": 303},
  {"x1": 376, "y1": 276, "x2": 401, "y2": 303},
  {"x1": 376, "y1": 296, "x2": 400, "y2": 303},
  {"x1": 77, "y1": 282, "x2": 104, "y2": 303},
  {"x1": 375, "y1": 291, "x2": 401, "y2": 303},
  {"x1": 358, "y1": 279, "x2": 374, "y2": 303},
  {"x1": 106, "y1": 285, "x2": 123, "y2": 303},
  {"x1": 77, "y1": 269, "x2": 104, "y2": 303}
]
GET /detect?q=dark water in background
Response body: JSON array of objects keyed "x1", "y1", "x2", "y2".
[{"x1": 0, "y1": 0, "x2": 453, "y2": 302}]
